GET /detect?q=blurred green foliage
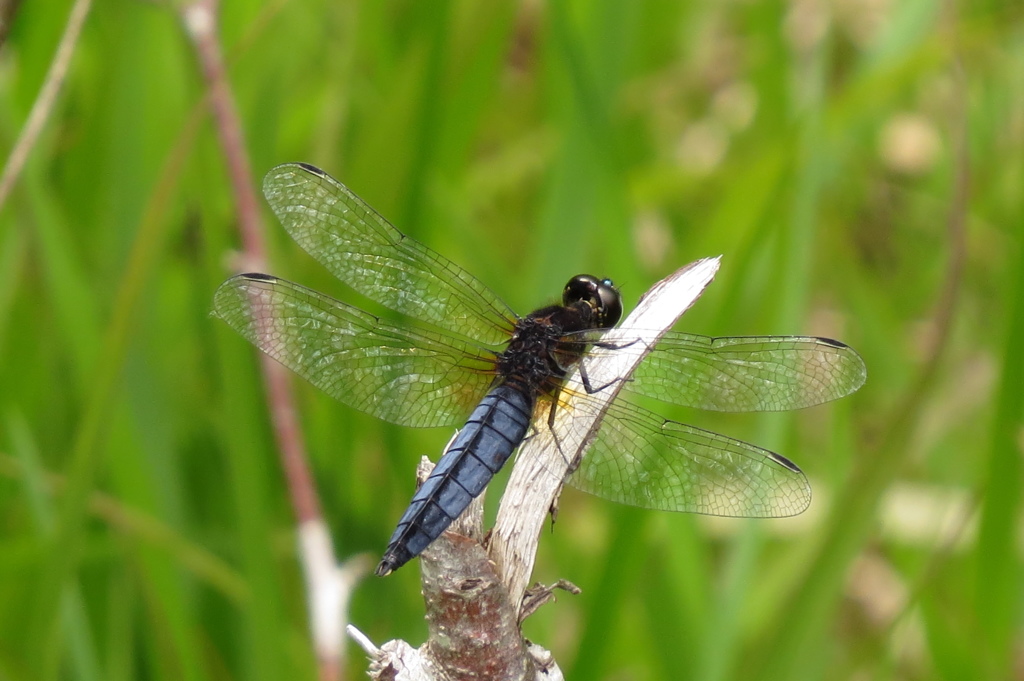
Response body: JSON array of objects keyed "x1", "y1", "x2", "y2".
[{"x1": 1, "y1": 0, "x2": 1022, "y2": 679}]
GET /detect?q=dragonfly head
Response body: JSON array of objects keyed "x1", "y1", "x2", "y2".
[{"x1": 563, "y1": 274, "x2": 623, "y2": 329}]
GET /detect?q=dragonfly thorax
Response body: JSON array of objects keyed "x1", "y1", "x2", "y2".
[
  {"x1": 496, "y1": 316, "x2": 571, "y2": 392},
  {"x1": 497, "y1": 287, "x2": 611, "y2": 393}
]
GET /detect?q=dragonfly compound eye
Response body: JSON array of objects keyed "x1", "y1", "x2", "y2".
[{"x1": 563, "y1": 275, "x2": 622, "y2": 329}]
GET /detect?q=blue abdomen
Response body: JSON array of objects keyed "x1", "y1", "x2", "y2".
[{"x1": 376, "y1": 383, "x2": 534, "y2": 575}]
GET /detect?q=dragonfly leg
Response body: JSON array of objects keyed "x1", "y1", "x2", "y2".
[
  {"x1": 541, "y1": 390, "x2": 577, "y2": 470},
  {"x1": 578, "y1": 357, "x2": 629, "y2": 395}
]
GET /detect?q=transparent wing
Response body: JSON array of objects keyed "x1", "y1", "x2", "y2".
[
  {"x1": 213, "y1": 273, "x2": 497, "y2": 428},
  {"x1": 263, "y1": 163, "x2": 517, "y2": 345},
  {"x1": 578, "y1": 332, "x2": 866, "y2": 412},
  {"x1": 567, "y1": 399, "x2": 811, "y2": 517}
]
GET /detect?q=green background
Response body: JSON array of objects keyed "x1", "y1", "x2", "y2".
[{"x1": 2, "y1": 0, "x2": 1021, "y2": 679}]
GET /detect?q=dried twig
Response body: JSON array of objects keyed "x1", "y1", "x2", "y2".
[
  {"x1": 354, "y1": 258, "x2": 722, "y2": 679},
  {"x1": 491, "y1": 257, "x2": 721, "y2": 609}
]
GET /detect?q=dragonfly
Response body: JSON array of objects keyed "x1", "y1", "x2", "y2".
[{"x1": 213, "y1": 163, "x2": 867, "y2": 577}]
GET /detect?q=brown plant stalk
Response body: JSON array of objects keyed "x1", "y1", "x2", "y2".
[{"x1": 179, "y1": 2, "x2": 365, "y2": 679}]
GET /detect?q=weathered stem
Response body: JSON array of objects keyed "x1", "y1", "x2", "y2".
[
  {"x1": 491, "y1": 257, "x2": 721, "y2": 611},
  {"x1": 352, "y1": 258, "x2": 722, "y2": 679}
]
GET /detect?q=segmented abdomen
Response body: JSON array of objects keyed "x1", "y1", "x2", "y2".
[{"x1": 376, "y1": 382, "x2": 534, "y2": 575}]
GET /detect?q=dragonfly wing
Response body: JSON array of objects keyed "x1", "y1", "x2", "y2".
[
  {"x1": 620, "y1": 332, "x2": 867, "y2": 412},
  {"x1": 213, "y1": 273, "x2": 496, "y2": 428},
  {"x1": 263, "y1": 163, "x2": 517, "y2": 345},
  {"x1": 567, "y1": 399, "x2": 811, "y2": 517}
]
